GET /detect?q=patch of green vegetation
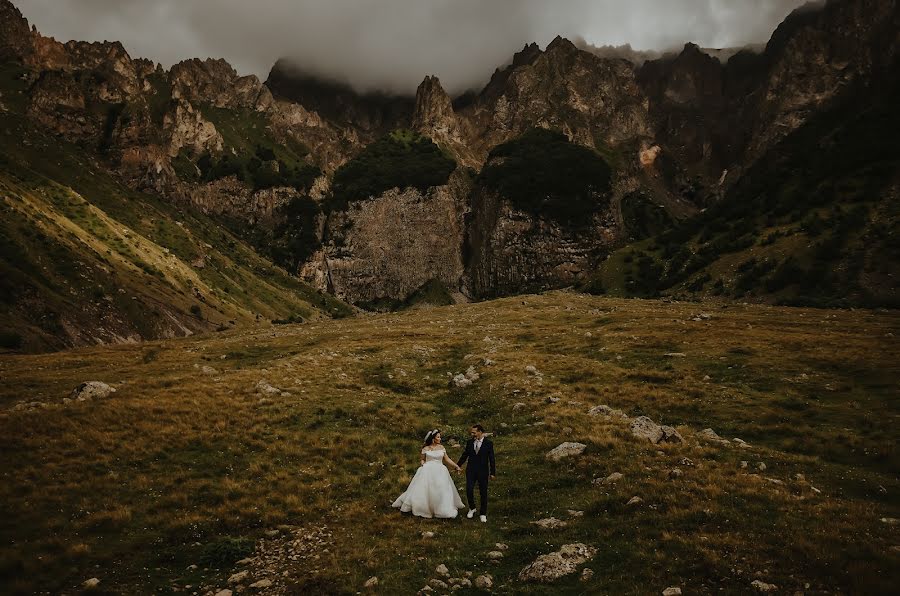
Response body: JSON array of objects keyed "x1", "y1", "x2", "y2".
[
  {"x1": 0, "y1": 330, "x2": 23, "y2": 350},
  {"x1": 326, "y1": 129, "x2": 456, "y2": 211},
  {"x1": 199, "y1": 536, "x2": 255, "y2": 568},
  {"x1": 0, "y1": 62, "x2": 31, "y2": 114},
  {"x1": 588, "y1": 79, "x2": 900, "y2": 307},
  {"x1": 403, "y1": 279, "x2": 454, "y2": 308},
  {"x1": 478, "y1": 128, "x2": 612, "y2": 224},
  {"x1": 268, "y1": 194, "x2": 320, "y2": 272},
  {"x1": 621, "y1": 190, "x2": 674, "y2": 241}
]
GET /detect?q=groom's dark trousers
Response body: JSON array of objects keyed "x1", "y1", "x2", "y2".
[{"x1": 457, "y1": 438, "x2": 496, "y2": 515}]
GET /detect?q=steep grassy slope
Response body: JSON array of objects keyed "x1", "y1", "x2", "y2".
[
  {"x1": 0, "y1": 293, "x2": 897, "y2": 594},
  {"x1": 0, "y1": 62, "x2": 350, "y2": 353},
  {"x1": 587, "y1": 79, "x2": 900, "y2": 307}
]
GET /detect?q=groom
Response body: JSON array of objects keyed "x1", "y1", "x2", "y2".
[{"x1": 456, "y1": 424, "x2": 496, "y2": 523}]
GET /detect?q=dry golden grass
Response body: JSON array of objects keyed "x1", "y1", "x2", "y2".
[{"x1": 0, "y1": 292, "x2": 898, "y2": 594}]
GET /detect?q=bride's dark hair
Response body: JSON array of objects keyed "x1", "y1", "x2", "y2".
[{"x1": 423, "y1": 429, "x2": 441, "y2": 446}]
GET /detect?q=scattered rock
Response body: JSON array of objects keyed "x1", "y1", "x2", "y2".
[
  {"x1": 525, "y1": 365, "x2": 541, "y2": 376},
  {"x1": 487, "y1": 550, "x2": 504, "y2": 560},
  {"x1": 429, "y1": 579, "x2": 449, "y2": 590},
  {"x1": 255, "y1": 380, "x2": 280, "y2": 396},
  {"x1": 249, "y1": 579, "x2": 272, "y2": 589},
  {"x1": 547, "y1": 396, "x2": 560, "y2": 403},
  {"x1": 436, "y1": 564, "x2": 449, "y2": 577},
  {"x1": 668, "y1": 468, "x2": 684, "y2": 479},
  {"x1": 227, "y1": 570, "x2": 249, "y2": 584},
  {"x1": 201, "y1": 365, "x2": 218, "y2": 375},
  {"x1": 567, "y1": 510, "x2": 584, "y2": 517},
  {"x1": 518, "y1": 543, "x2": 597, "y2": 583},
  {"x1": 627, "y1": 496, "x2": 643, "y2": 507},
  {"x1": 71, "y1": 381, "x2": 115, "y2": 401},
  {"x1": 474, "y1": 575, "x2": 493, "y2": 589},
  {"x1": 678, "y1": 457, "x2": 695, "y2": 467},
  {"x1": 422, "y1": 531, "x2": 435, "y2": 539},
  {"x1": 698, "y1": 428, "x2": 730, "y2": 445},
  {"x1": 631, "y1": 416, "x2": 683, "y2": 444},
  {"x1": 546, "y1": 442, "x2": 587, "y2": 461},
  {"x1": 663, "y1": 587, "x2": 682, "y2": 595},
  {"x1": 531, "y1": 517, "x2": 568, "y2": 529},
  {"x1": 213, "y1": 590, "x2": 233, "y2": 596},
  {"x1": 596, "y1": 472, "x2": 623, "y2": 485},
  {"x1": 881, "y1": 517, "x2": 899, "y2": 525},
  {"x1": 83, "y1": 578, "x2": 101, "y2": 589},
  {"x1": 740, "y1": 461, "x2": 749, "y2": 469},
  {"x1": 751, "y1": 579, "x2": 778, "y2": 592},
  {"x1": 581, "y1": 568, "x2": 594, "y2": 581},
  {"x1": 757, "y1": 462, "x2": 767, "y2": 472},
  {"x1": 451, "y1": 366, "x2": 480, "y2": 388},
  {"x1": 588, "y1": 404, "x2": 628, "y2": 418},
  {"x1": 512, "y1": 402, "x2": 527, "y2": 411},
  {"x1": 364, "y1": 576, "x2": 379, "y2": 589},
  {"x1": 264, "y1": 529, "x2": 280, "y2": 537},
  {"x1": 10, "y1": 401, "x2": 48, "y2": 412},
  {"x1": 235, "y1": 558, "x2": 253, "y2": 565},
  {"x1": 663, "y1": 352, "x2": 686, "y2": 358},
  {"x1": 733, "y1": 438, "x2": 751, "y2": 449}
]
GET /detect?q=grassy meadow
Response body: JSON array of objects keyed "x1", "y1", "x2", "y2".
[{"x1": 0, "y1": 292, "x2": 898, "y2": 594}]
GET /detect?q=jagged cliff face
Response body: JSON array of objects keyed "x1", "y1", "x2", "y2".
[
  {"x1": 2, "y1": 0, "x2": 897, "y2": 310},
  {"x1": 638, "y1": 0, "x2": 900, "y2": 189},
  {"x1": 300, "y1": 170, "x2": 473, "y2": 306},
  {"x1": 466, "y1": 187, "x2": 617, "y2": 299}
]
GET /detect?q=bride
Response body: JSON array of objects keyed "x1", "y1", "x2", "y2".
[{"x1": 392, "y1": 429, "x2": 465, "y2": 519}]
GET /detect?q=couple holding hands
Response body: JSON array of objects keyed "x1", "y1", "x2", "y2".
[{"x1": 392, "y1": 424, "x2": 496, "y2": 522}]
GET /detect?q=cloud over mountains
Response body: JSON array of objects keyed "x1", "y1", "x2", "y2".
[{"x1": 17, "y1": 0, "x2": 809, "y2": 94}]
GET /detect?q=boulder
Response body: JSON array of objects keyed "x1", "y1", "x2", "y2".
[
  {"x1": 546, "y1": 442, "x2": 587, "y2": 461},
  {"x1": 662, "y1": 588, "x2": 682, "y2": 596},
  {"x1": 249, "y1": 579, "x2": 272, "y2": 589},
  {"x1": 436, "y1": 564, "x2": 449, "y2": 577},
  {"x1": 751, "y1": 580, "x2": 778, "y2": 592},
  {"x1": 588, "y1": 404, "x2": 628, "y2": 418},
  {"x1": 83, "y1": 578, "x2": 101, "y2": 589},
  {"x1": 474, "y1": 575, "x2": 493, "y2": 589},
  {"x1": 227, "y1": 570, "x2": 249, "y2": 584},
  {"x1": 630, "y1": 416, "x2": 683, "y2": 444},
  {"x1": 531, "y1": 517, "x2": 568, "y2": 529},
  {"x1": 698, "y1": 428, "x2": 730, "y2": 445},
  {"x1": 597, "y1": 472, "x2": 623, "y2": 485},
  {"x1": 255, "y1": 380, "x2": 280, "y2": 396},
  {"x1": 519, "y1": 543, "x2": 597, "y2": 583},
  {"x1": 71, "y1": 381, "x2": 115, "y2": 401}
]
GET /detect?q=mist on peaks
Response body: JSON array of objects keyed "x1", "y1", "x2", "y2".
[{"x1": 17, "y1": 0, "x2": 811, "y2": 95}]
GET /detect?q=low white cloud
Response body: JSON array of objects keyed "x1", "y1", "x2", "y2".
[{"x1": 15, "y1": 0, "x2": 809, "y2": 94}]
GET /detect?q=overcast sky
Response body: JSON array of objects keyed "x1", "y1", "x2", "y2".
[{"x1": 16, "y1": 0, "x2": 811, "y2": 94}]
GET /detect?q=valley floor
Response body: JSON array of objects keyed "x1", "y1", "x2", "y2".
[{"x1": 0, "y1": 292, "x2": 898, "y2": 594}]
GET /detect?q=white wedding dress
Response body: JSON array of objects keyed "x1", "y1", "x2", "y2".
[{"x1": 392, "y1": 447, "x2": 465, "y2": 518}]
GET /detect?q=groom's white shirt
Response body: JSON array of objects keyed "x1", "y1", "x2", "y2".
[{"x1": 474, "y1": 438, "x2": 483, "y2": 453}]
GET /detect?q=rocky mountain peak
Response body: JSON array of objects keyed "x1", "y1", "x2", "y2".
[
  {"x1": 545, "y1": 35, "x2": 578, "y2": 55},
  {"x1": 170, "y1": 57, "x2": 270, "y2": 110},
  {"x1": 0, "y1": 0, "x2": 31, "y2": 61},
  {"x1": 413, "y1": 75, "x2": 453, "y2": 129}
]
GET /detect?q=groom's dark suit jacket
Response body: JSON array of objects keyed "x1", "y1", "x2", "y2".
[{"x1": 457, "y1": 437, "x2": 496, "y2": 478}]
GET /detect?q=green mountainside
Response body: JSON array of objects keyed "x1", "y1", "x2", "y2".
[
  {"x1": 0, "y1": 63, "x2": 350, "y2": 353},
  {"x1": 587, "y1": 78, "x2": 900, "y2": 308}
]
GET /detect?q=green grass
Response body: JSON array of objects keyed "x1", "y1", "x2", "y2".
[
  {"x1": 326, "y1": 129, "x2": 457, "y2": 211},
  {"x1": 0, "y1": 293, "x2": 896, "y2": 594},
  {"x1": 0, "y1": 103, "x2": 350, "y2": 352},
  {"x1": 478, "y1": 128, "x2": 612, "y2": 224}
]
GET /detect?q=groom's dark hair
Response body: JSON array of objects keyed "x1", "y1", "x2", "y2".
[{"x1": 472, "y1": 424, "x2": 484, "y2": 432}]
